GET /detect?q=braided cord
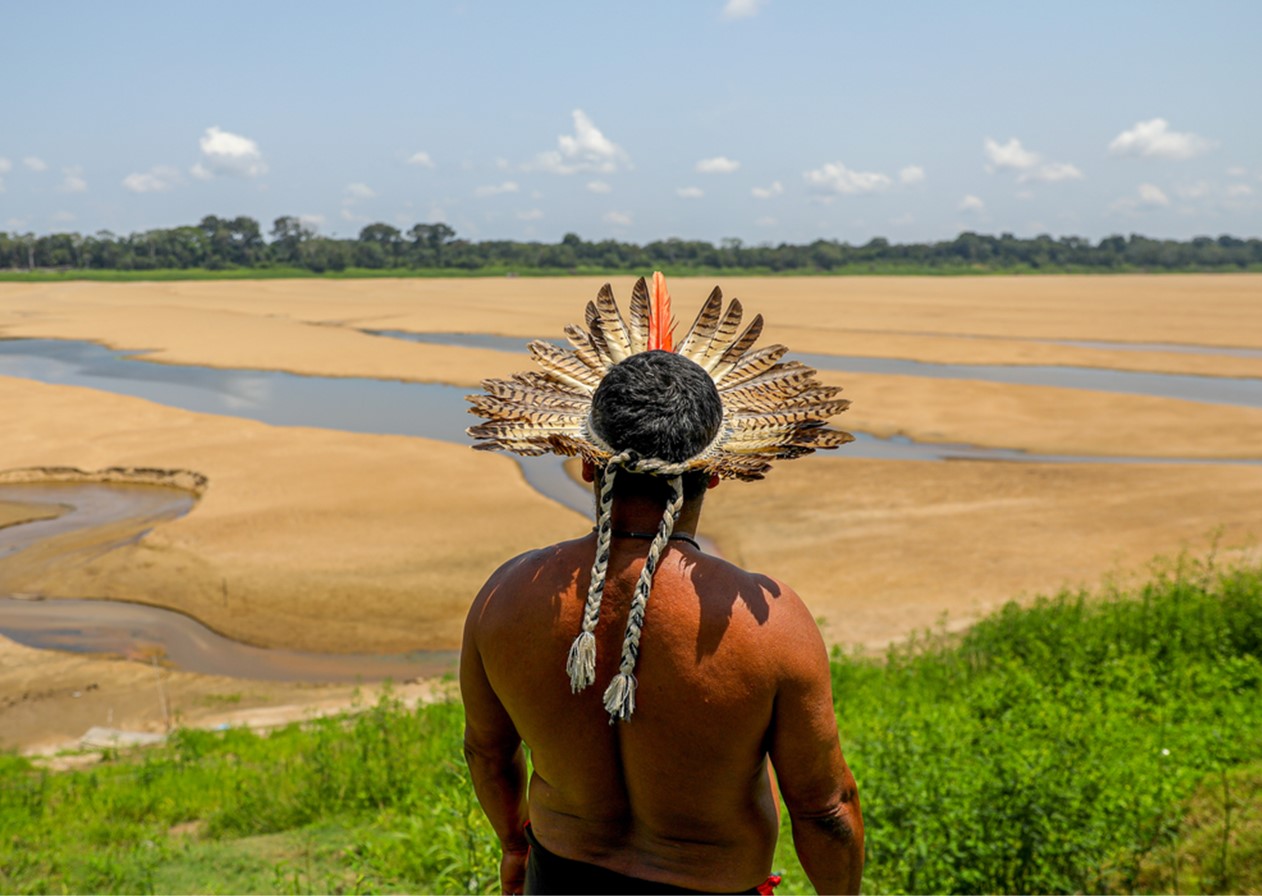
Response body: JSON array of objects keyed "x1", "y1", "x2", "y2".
[
  {"x1": 566, "y1": 449, "x2": 693, "y2": 718},
  {"x1": 602, "y1": 473, "x2": 684, "y2": 723},
  {"x1": 565, "y1": 450, "x2": 631, "y2": 692}
]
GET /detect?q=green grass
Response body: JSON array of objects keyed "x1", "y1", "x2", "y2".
[
  {"x1": 1135, "y1": 759, "x2": 1262, "y2": 894},
  {"x1": 2, "y1": 556, "x2": 1260, "y2": 894}
]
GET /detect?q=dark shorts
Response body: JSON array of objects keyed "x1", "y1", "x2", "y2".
[{"x1": 523, "y1": 824, "x2": 772, "y2": 895}]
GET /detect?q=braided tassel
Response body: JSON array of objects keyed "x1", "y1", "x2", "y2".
[
  {"x1": 566, "y1": 453, "x2": 629, "y2": 692},
  {"x1": 603, "y1": 474, "x2": 684, "y2": 722}
]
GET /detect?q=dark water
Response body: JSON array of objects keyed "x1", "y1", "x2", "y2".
[
  {"x1": 2, "y1": 333, "x2": 1258, "y2": 676},
  {"x1": 366, "y1": 330, "x2": 1262, "y2": 409},
  {"x1": 0, "y1": 339, "x2": 473, "y2": 439},
  {"x1": 0, "y1": 596, "x2": 456, "y2": 683},
  {"x1": 3, "y1": 337, "x2": 1260, "y2": 470},
  {"x1": 0, "y1": 482, "x2": 195, "y2": 565},
  {"x1": 1045, "y1": 338, "x2": 1262, "y2": 359}
]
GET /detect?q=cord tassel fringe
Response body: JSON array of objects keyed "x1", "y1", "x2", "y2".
[
  {"x1": 603, "y1": 672, "x2": 637, "y2": 722},
  {"x1": 566, "y1": 630, "x2": 597, "y2": 692}
]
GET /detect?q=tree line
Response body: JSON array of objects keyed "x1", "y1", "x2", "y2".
[{"x1": 3, "y1": 215, "x2": 1261, "y2": 274}]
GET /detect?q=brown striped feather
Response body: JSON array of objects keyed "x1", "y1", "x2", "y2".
[
  {"x1": 713, "y1": 344, "x2": 789, "y2": 389},
  {"x1": 593, "y1": 283, "x2": 632, "y2": 362},
  {"x1": 693, "y1": 300, "x2": 745, "y2": 372},
  {"x1": 527, "y1": 341, "x2": 602, "y2": 391},
  {"x1": 506, "y1": 371, "x2": 588, "y2": 396},
  {"x1": 562, "y1": 324, "x2": 610, "y2": 372},
  {"x1": 708, "y1": 314, "x2": 764, "y2": 382},
  {"x1": 719, "y1": 364, "x2": 819, "y2": 403},
  {"x1": 725, "y1": 390, "x2": 847, "y2": 415},
  {"x1": 472, "y1": 383, "x2": 590, "y2": 413},
  {"x1": 675, "y1": 287, "x2": 724, "y2": 359},
  {"x1": 627, "y1": 277, "x2": 650, "y2": 353}
]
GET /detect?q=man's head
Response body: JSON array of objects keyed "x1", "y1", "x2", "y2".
[
  {"x1": 589, "y1": 350, "x2": 722, "y2": 499},
  {"x1": 590, "y1": 350, "x2": 723, "y2": 461}
]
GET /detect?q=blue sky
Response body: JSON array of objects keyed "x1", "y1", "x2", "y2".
[{"x1": 2, "y1": 1, "x2": 1258, "y2": 245}]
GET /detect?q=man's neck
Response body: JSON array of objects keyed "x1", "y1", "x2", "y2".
[{"x1": 603, "y1": 493, "x2": 703, "y2": 539}]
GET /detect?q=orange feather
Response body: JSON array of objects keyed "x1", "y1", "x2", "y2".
[{"x1": 649, "y1": 271, "x2": 674, "y2": 351}]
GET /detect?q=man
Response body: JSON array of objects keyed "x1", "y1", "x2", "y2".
[{"x1": 462, "y1": 276, "x2": 863, "y2": 894}]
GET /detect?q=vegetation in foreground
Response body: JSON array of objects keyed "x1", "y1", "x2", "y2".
[
  {"x1": 3, "y1": 216, "x2": 1261, "y2": 279},
  {"x1": 1, "y1": 556, "x2": 1259, "y2": 894}
]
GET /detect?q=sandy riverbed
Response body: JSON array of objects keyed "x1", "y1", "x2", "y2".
[{"x1": 2, "y1": 274, "x2": 1261, "y2": 753}]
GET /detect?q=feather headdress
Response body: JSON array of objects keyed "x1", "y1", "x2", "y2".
[{"x1": 467, "y1": 274, "x2": 853, "y2": 721}]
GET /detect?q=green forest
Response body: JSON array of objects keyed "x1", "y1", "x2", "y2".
[{"x1": 3, "y1": 216, "x2": 1261, "y2": 276}]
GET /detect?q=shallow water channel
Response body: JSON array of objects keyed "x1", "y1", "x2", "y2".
[
  {"x1": 1, "y1": 332, "x2": 1258, "y2": 679},
  {"x1": 367, "y1": 330, "x2": 1262, "y2": 409}
]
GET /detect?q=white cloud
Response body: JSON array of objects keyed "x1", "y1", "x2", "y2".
[
  {"x1": 1227, "y1": 183, "x2": 1253, "y2": 198},
  {"x1": 517, "y1": 208, "x2": 545, "y2": 221},
  {"x1": 603, "y1": 210, "x2": 633, "y2": 227},
  {"x1": 984, "y1": 137, "x2": 1039, "y2": 171},
  {"x1": 340, "y1": 207, "x2": 368, "y2": 224},
  {"x1": 474, "y1": 181, "x2": 519, "y2": 198},
  {"x1": 722, "y1": 0, "x2": 766, "y2": 19},
  {"x1": 959, "y1": 194, "x2": 985, "y2": 212},
  {"x1": 0, "y1": 158, "x2": 11, "y2": 173},
  {"x1": 58, "y1": 166, "x2": 87, "y2": 193},
  {"x1": 1226, "y1": 166, "x2": 1248, "y2": 177},
  {"x1": 696, "y1": 156, "x2": 741, "y2": 174},
  {"x1": 755, "y1": 216, "x2": 778, "y2": 227},
  {"x1": 193, "y1": 125, "x2": 267, "y2": 178},
  {"x1": 985, "y1": 139, "x2": 1082, "y2": 185},
  {"x1": 1108, "y1": 118, "x2": 1214, "y2": 160},
  {"x1": 804, "y1": 161, "x2": 892, "y2": 195},
  {"x1": 6, "y1": 217, "x2": 28, "y2": 229},
  {"x1": 1138, "y1": 183, "x2": 1170, "y2": 206},
  {"x1": 344, "y1": 182, "x2": 377, "y2": 200},
  {"x1": 298, "y1": 214, "x2": 325, "y2": 231},
  {"x1": 751, "y1": 180, "x2": 783, "y2": 199},
  {"x1": 1109, "y1": 182, "x2": 1176, "y2": 215},
  {"x1": 532, "y1": 109, "x2": 629, "y2": 174},
  {"x1": 899, "y1": 165, "x2": 925, "y2": 185},
  {"x1": 676, "y1": 186, "x2": 704, "y2": 199},
  {"x1": 23, "y1": 156, "x2": 48, "y2": 172},
  {"x1": 406, "y1": 151, "x2": 435, "y2": 168},
  {"x1": 51, "y1": 210, "x2": 76, "y2": 224},
  {"x1": 1175, "y1": 181, "x2": 1211, "y2": 200},
  {"x1": 122, "y1": 165, "x2": 182, "y2": 193},
  {"x1": 1015, "y1": 189, "x2": 1036, "y2": 201},
  {"x1": 586, "y1": 180, "x2": 612, "y2": 194},
  {"x1": 1019, "y1": 161, "x2": 1084, "y2": 184}
]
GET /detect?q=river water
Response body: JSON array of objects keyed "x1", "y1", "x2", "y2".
[{"x1": 1, "y1": 332, "x2": 1259, "y2": 678}]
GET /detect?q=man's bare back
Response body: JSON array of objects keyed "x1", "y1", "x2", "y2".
[{"x1": 462, "y1": 514, "x2": 863, "y2": 893}]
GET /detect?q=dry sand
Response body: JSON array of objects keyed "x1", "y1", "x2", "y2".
[
  {"x1": 2, "y1": 274, "x2": 1260, "y2": 752},
  {"x1": 0, "y1": 500, "x2": 64, "y2": 529}
]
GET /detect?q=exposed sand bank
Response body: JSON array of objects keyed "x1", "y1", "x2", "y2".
[
  {"x1": 0, "y1": 500, "x2": 64, "y2": 530},
  {"x1": 4, "y1": 275, "x2": 1262, "y2": 384},
  {"x1": 704, "y1": 458, "x2": 1262, "y2": 648},
  {"x1": 0, "y1": 376, "x2": 583, "y2": 654},
  {"x1": 2, "y1": 275, "x2": 1260, "y2": 752}
]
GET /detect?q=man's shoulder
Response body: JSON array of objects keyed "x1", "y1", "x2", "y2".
[
  {"x1": 474, "y1": 535, "x2": 589, "y2": 600},
  {"x1": 694, "y1": 553, "x2": 806, "y2": 612}
]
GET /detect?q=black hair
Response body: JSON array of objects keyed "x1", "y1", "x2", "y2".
[{"x1": 590, "y1": 351, "x2": 722, "y2": 500}]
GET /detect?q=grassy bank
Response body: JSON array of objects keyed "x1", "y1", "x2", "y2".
[{"x1": 2, "y1": 557, "x2": 1259, "y2": 894}]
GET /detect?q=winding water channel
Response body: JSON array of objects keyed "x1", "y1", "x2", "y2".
[{"x1": 2, "y1": 331, "x2": 1259, "y2": 679}]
